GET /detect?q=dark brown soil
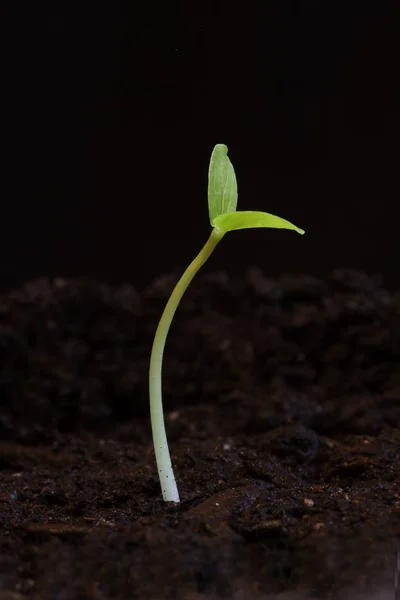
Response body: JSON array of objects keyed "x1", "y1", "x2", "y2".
[{"x1": 0, "y1": 269, "x2": 399, "y2": 599}]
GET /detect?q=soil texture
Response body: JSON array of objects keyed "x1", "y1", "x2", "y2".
[{"x1": 0, "y1": 268, "x2": 399, "y2": 599}]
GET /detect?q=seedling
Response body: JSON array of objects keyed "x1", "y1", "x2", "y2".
[{"x1": 149, "y1": 144, "x2": 305, "y2": 502}]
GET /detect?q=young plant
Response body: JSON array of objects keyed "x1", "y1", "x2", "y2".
[{"x1": 149, "y1": 144, "x2": 305, "y2": 502}]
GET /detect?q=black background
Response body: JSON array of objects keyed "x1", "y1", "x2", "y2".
[{"x1": 3, "y1": 1, "x2": 399, "y2": 292}]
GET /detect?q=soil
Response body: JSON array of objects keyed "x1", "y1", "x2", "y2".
[{"x1": 0, "y1": 268, "x2": 399, "y2": 600}]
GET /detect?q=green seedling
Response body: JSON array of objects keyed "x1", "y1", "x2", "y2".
[{"x1": 149, "y1": 144, "x2": 305, "y2": 502}]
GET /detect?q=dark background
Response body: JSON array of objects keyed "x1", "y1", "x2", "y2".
[{"x1": 3, "y1": 1, "x2": 399, "y2": 292}]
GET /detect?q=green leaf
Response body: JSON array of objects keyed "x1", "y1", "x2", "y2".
[
  {"x1": 212, "y1": 211, "x2": 305, "y2": 235},
  {"x1": 208, "y1": 144, "x2": 238, "y2": 225}
]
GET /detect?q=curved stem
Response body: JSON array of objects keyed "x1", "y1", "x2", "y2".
[{"x1": 149, "y1": 228, "x2": 224, "y2": 502}]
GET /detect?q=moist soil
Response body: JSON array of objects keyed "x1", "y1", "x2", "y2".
[{"x1": 0, "y1": 268, "x2": 399, "y2": 599}]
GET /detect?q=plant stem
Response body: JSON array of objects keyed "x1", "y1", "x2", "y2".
[{"x1": 149, "y1": 227, "x2": 224, "y2": 502}]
